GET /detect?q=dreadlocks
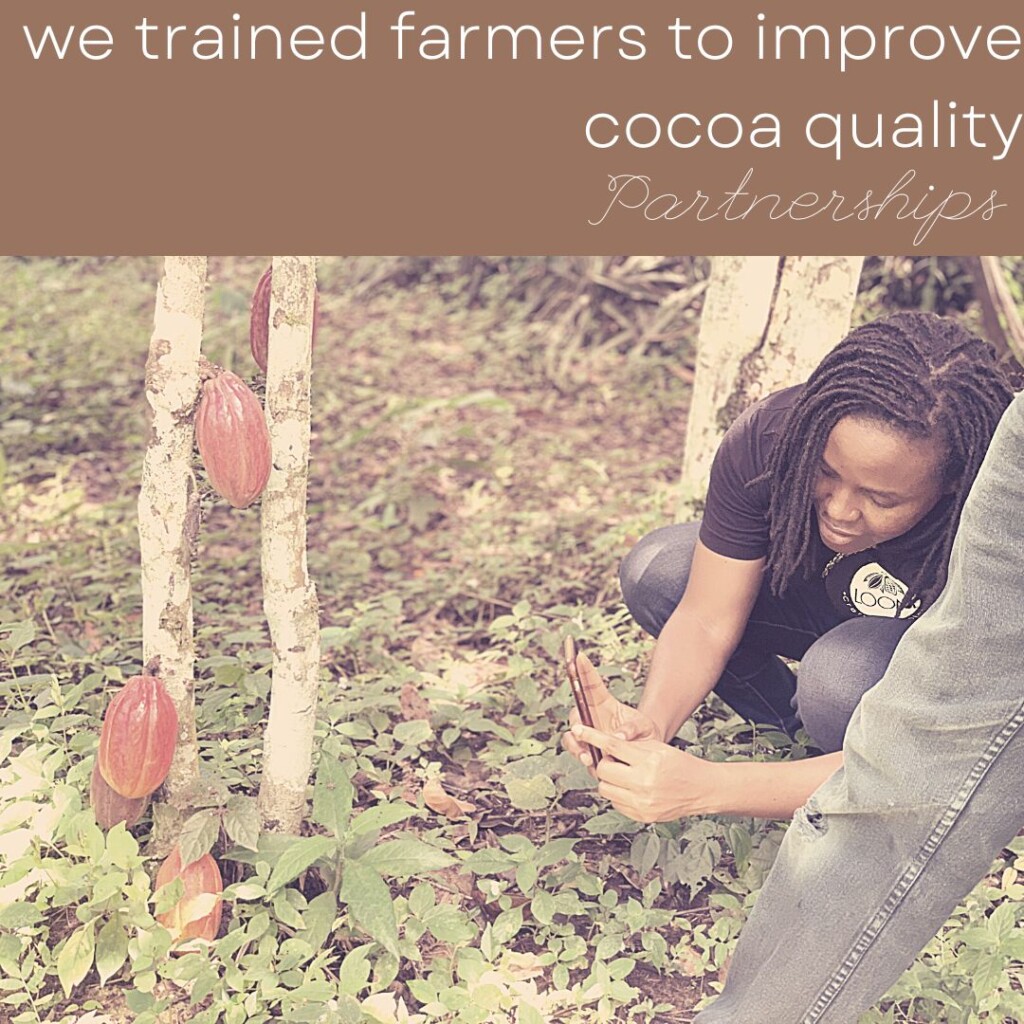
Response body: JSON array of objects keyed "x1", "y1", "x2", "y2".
[{"x1": 761, "y1": 312, "x2": 1014, "y2": 608}]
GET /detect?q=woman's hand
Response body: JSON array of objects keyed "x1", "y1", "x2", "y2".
[
  {"x1": 570, "y1": 722, "x2": 723, "y2": 822},
  {"x1": 561, "y1": 652, "x2": 661, "y2": 770}
]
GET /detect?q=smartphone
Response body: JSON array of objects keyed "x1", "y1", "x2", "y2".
[{"x1": 564, "y1": 636, "x2": 601, "y2": 766}]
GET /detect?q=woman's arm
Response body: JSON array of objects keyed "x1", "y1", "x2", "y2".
[
  {"x1": 638, "y1": 539, "x2": 766, "y2": 742},
  {"x1": 571, "y1": 723, "x2": 843, "y2": 820},
  {"x1": 709, "y1": 751, "x2": 844, "y2": 818}
]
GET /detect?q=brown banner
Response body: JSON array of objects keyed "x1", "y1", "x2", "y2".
[{"x1": 3, "y1": 1, "x2": 1021, "y2": 252}]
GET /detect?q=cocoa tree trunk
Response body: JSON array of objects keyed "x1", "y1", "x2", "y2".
[
  {"x1": 257, "y1": 256, "x2": 321, "y2": 833},
  {"x1": 963, "y1": 255, "x2": 1024, "y2": 367},
  {"x1": 139, "y1": 257, "x2": 206, "y2": 846},
  {"x1": 678, "y1": 256, "x2": 863, "y2": 517}
]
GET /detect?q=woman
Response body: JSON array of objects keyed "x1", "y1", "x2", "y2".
[{"x1": 564, "y1": 311, "x2": 1015, "y2": 821}]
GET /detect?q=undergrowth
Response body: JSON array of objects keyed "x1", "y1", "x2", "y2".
[{"x1": 1, "y1": 257, "x2": 1022, "y2": 1024}]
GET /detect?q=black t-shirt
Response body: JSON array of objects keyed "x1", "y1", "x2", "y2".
[{"x1": 699, "y1": 385, "x2": 950, "y2": 620}]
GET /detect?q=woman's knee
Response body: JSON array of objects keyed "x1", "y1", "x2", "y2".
[
  {"x1": 795, "y1": 618, "x2": 913, "y2": 752},
  {"x1": 619, "y1": 522, "x2": 700, "y2": 637}
]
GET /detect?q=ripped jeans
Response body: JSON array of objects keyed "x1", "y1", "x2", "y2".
[{"x1": 694, "y1": 392, "x2": 1024, "y2": 1022}]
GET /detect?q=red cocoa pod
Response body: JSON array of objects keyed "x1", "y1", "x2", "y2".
[
  {"x1": 249, "y1": 264, "x2": 319, "y2": 373},
  {"x1": 97, "y1": 675, "x2": 177, "y2": 799},
  {"x1": 90, "y1": 761, "x2": 149, "y2": 829},
  {"x1": 194, "y1": 369, "x2": 271, "y2": 508},
  {"x1": 155, "y1": 846, "x2": 224, "y2": 947}
]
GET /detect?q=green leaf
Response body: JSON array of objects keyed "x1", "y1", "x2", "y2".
[
  {"x1": 957, "y1": 925, "x2": 992, "y2": 950},
  {"x1": 178, "y1": 809, "x2": 221, "y2": 867},
  {"x1": 642, "y1": 929, "x2": 668, "y2": 968},
  {"x1": 0, "y1": 903, "x2": 43, "y2": 928},
  {"x1": 519, "y1": 1004, "x2": 547, "y2": 1024},
  {"x1": 462, "y1": 848, "x2": 516, "y2": 874},
  {"x1": 0, "y1": 621, "x2": 35, "y2": 656},
  {"x1": 312, "y1": 757, "x2": 354, "y2": 838},
  {"x1": 392, "y1": 719, "x2": 433, "y2": 746},
  {"x1": 91, "y1": 870, "x2": 129, "y2": 904},
  {"x1": 273, "y1": 890, "x2": 307, "y2": 930},
  {"x1": 583, "y1": 810, "x2": 644, "y2": 835},
  {"x1": 125, "y1": 988, "x2": 155, "y2": 1013},
  {"x1": 105, "y1": 823, "x2": 140, "y2": 870},
  {"x1": 267, "y1": 836, "x2": 338, "y2": 893},
  {"x1": 534, "y1": 837, "x2": 579, "y2": 868},
  {"x1": 422, "y1": 904, "x2": 476, "y2": 944},
  {"x1": 349, "y1": 801, "x2": 419, "y2": 836},
  {"x1": 491, "y1": 906, "x2": 523, "y2": 945},
  {"x1": 340, "y1": 861, "x2": 399, "y2": 957},
  {"x1": 0, "y1": 729, "x2": 14, "y2": 767},
  {"x1": 282, "y1": 979, "x2": 336, "y2": 1005},
  {"x1": 727, "y1": 822, "x2": 753, "y2": 871},
  {"x1": 213, "y1": 662, "x2": 246, "y2": 687},
  {"x1": 408, "y1": 881, "x2": 435, "y2": 917},
  {"x1": 503, "y1": 774, "x2": 555, "y2": 810},
  {"x1": 302, "y1": 889, "x2": 338, "y2": 952},
  {"x1": 972, "y1": 951, "x2": 1006, "y2": 1000},
  {"x1": 596, "y1": 933, "x2": 625, "y2": 961},
  {"x1": 227, "y1": 882, "x2": 266, "y2": 900},
  {"x1": 246, "y1": 911, "x2": 272, "y2": 940},
  {"x1": 57, "y1": 923, "x2": 95, "y2": 996},
  {"x1": 1000, "y1": 931, "x2": 1024, "y2": 959},
  {"x1": 330, "y1": 993, "x2": 368, "y2": 1024},
  {"x1": 515, "y1": 861, "x2": 538, "y2": 893},
  {"x1": 95, "y1": 918, "x2": 128, "y2": 984},
  {"x1": 988, "y1": 900, "x2": 1018, "y2": 942},
  {"x1": 531, "y1": 891, "x2": 555, "y2": 926},
  {"x1": 358, "y1": 839, "x2": 455, "y2": 878},
  {"x1": 406, "y1": 978, "x2": 437, "y2": 1004},
  {"x1": 337, "y1": 943, "x2": 373, "y2": 996},
  {"x1": 631, "y1": 832, "x2": 661, "y2": 878},
  {"x1": 224, "y1": 796, "x2": 261, "y2": 852},
  {"x1": 154, "y1": 877, "x2": 184, "y2": 915},
  {"x1": 480, "y1": 923, "x2": 497, "y2": 962},
  {"x1": 223, "y1": 833, "x2": 286, "y2": 866}
]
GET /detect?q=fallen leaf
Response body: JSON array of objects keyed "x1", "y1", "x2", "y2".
[
  {"x1": 399, "y1": 682, "x2": 431, "y2": 721},
  {"x1": 433, "y1": 865, "x2": 476, "y2": 899},
  {"x1": 719, "y1": 951, "x2": 732, "y2": 985},
  {"x1": 501, "y1": 950, "x2": 547, "y2": 980},
  {"x1": 423, "y1": 777, "x2": 476, "y2": 819},
  {"x1": 677, "y1": 945, "x2": 705, "y2": 977},
  {"x1": 410, "y1": 634, "x2": 445, "y2": 670},
  {"x1": 82, "y1": 621, "x2": 104, "y2": 653},
  {"x1": 362, "y1": 992, "x2": 425, "y2": 1024},
  {"x1": 445, "y1": 659, "x2": 505, "y2": 694}
]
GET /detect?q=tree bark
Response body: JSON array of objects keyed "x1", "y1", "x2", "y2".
[
  {"x1": 677, "y1": 257, "x2": 779, "y2": 516},
  {"x1": 678, "y1": 256, "x2": 863, "y2": 517},
  {"x1": 257, "y1": 256, "x2": 321, "y2": 834},
  {"x1": 964, "y1": 255, "x2": 1024, "y2": 367},
  {"x1": 139, "y1": 257, "x2": 206, "y2": 846}
]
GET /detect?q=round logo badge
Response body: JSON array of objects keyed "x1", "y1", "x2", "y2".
[{"x1": 847, "y1": 561, "x2": 920, "y2": 619}]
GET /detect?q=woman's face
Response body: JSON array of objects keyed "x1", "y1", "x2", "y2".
[{"x1": 813, "y1": 416, "x2": 948, "y2": 554}]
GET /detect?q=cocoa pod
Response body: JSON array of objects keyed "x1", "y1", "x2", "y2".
[
  {"x1": 155, "y1": 846, "x2": 224, "y2": 947},
  {"x1": 194, "y1": 369, "x2": 271, "y2": 508},
  {"x1": 90, "y1": 761, "x2": 148, "y2": 829},
  {"x1": 249, "y1": 264, "x2": 319, "y2": 373},
  {"x1": 97, "y1": 675, "x2": 178, "y2": 799}
]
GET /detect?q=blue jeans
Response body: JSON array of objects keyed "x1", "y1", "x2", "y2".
[
  {"x1": 694, "y1": 392, "x2": 1024, "y2": 1022},
  {"x1": 619, "y1": 523, "x2": 912, "y2": 752}
]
